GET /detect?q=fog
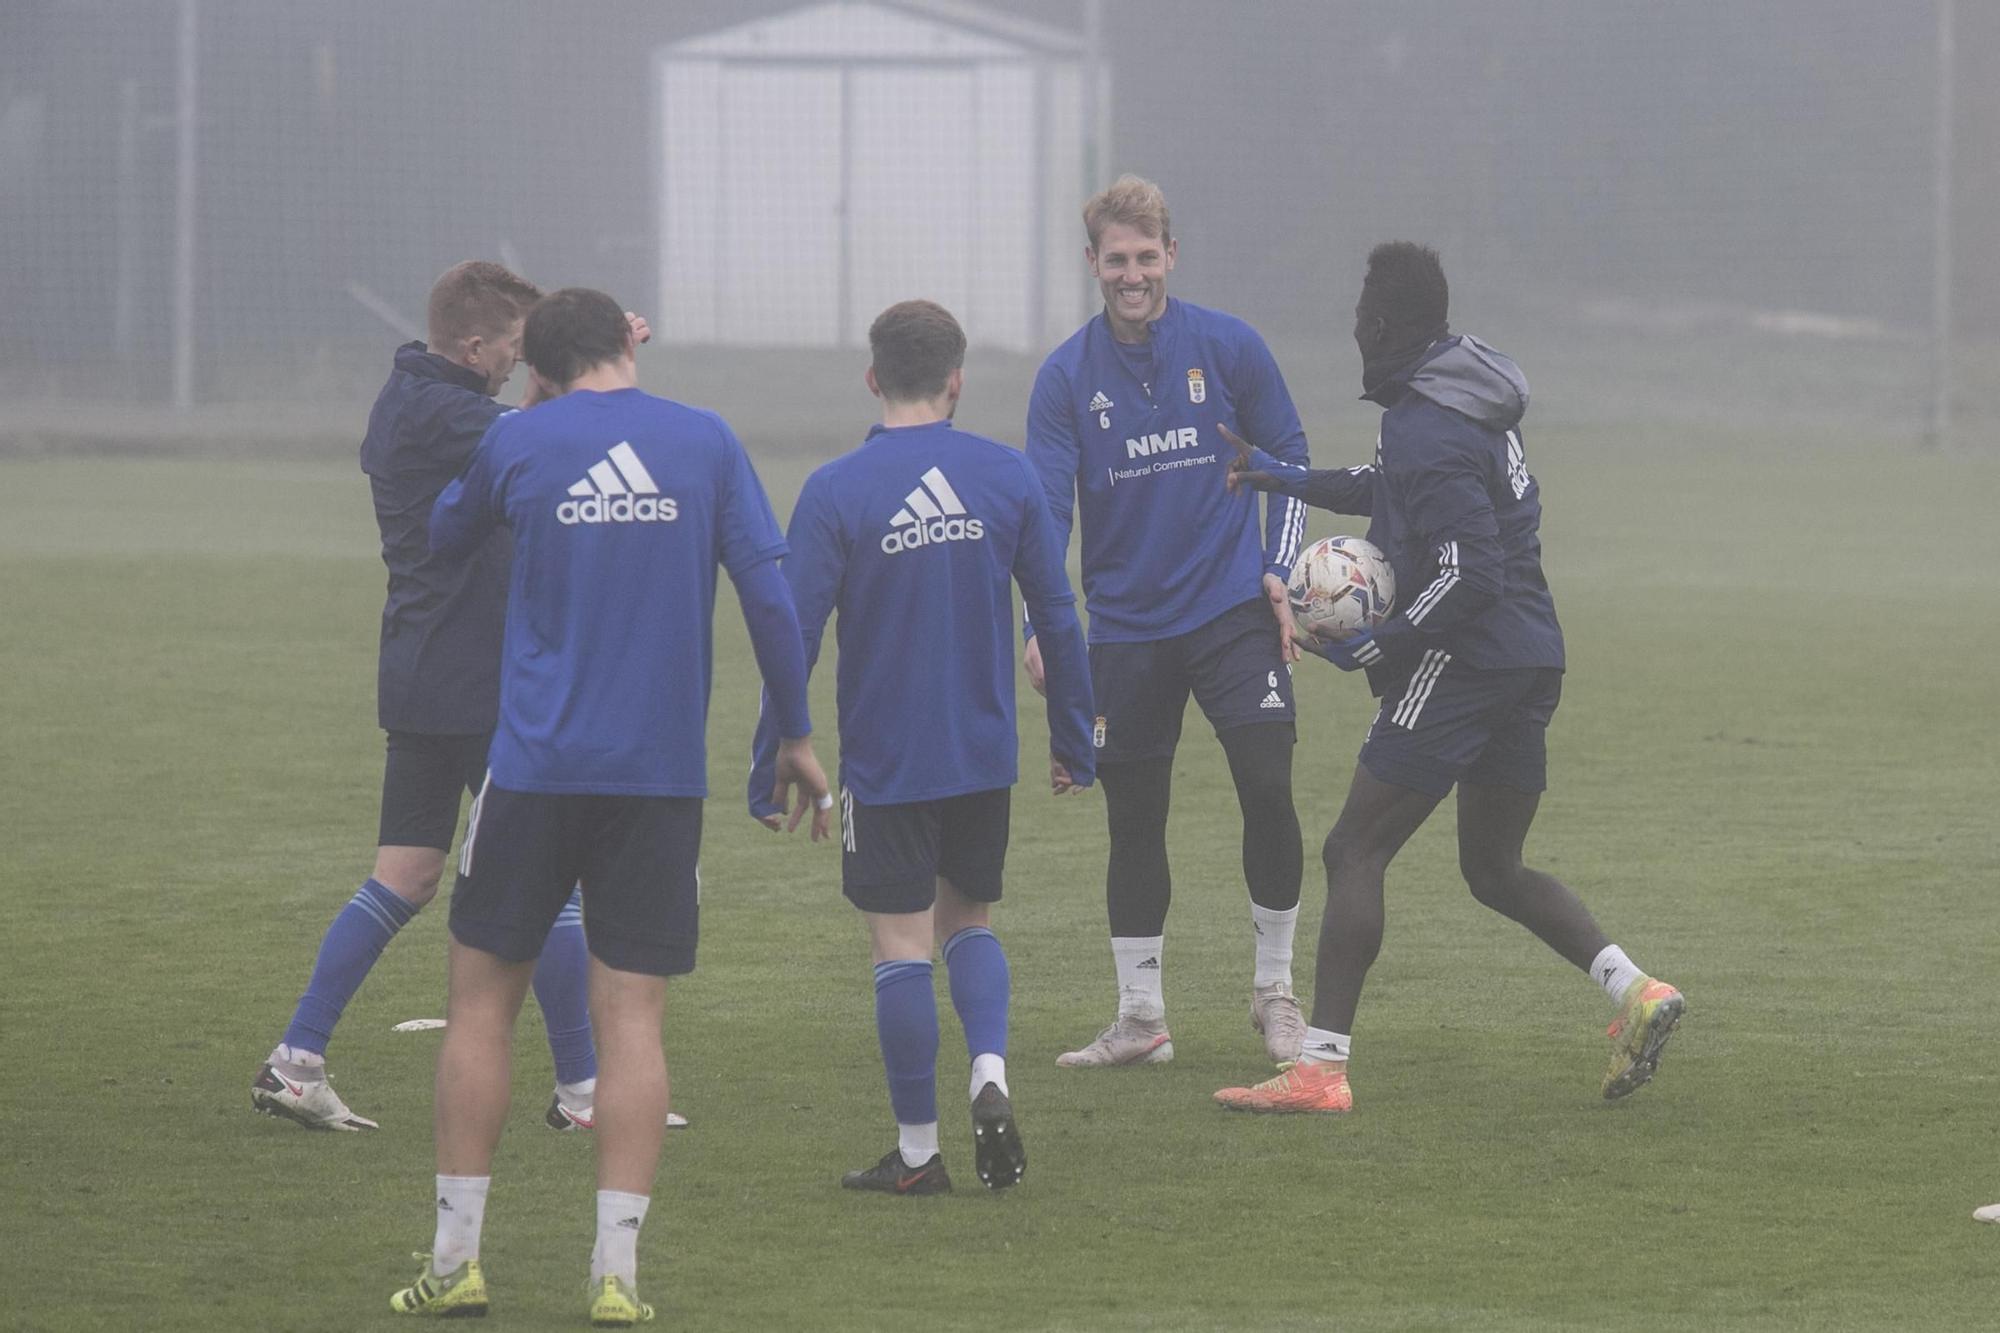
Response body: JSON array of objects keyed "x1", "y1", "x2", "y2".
[{"x1": 3, "y1": 0, "x2": 1992, "y2": 442}]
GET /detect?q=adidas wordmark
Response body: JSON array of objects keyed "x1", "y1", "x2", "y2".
[
  {"x1": 558, "y1": 442, "x2": 680, "y2": 526},
  {"x1": 880, "y1": 466, "x2": 984, "y2": 554}
]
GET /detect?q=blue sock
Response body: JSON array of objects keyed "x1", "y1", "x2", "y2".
[
  {"x1": 873, "y1": 959, "x2": 939, "y2": 1127},
  {"x1": 942, "y1": 927, "x2": 1010, "y2": 1061},
  {"x1": 532, "y1": 890, "x2": 597, "y2": 1086},
  {"x1": 281, "y1": 878, "x2": 420, "y2": 1055}
]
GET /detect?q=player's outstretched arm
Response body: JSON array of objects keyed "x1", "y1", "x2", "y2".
[{"x1": 1221, "y1": 423, "x2": 1376, "y2": 515}]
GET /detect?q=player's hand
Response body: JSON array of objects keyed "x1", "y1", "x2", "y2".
[
  {"x1": 625, "y1": 311, "x2": 652, "y2": 346},
  {"x1": 1221, "y1": 423, "x2": 1278, "y2": 493},
  {"x1": 1051, "y1": 757, "x2": 1085, "y2": 795},
  {"x1": 1264, "y1": 572, "x2": 1302, "y2": 665},
  {"x1": 1312, "y1": 629, "x2": 1380, "y2": 673},
  {"x1": 771, "y1": 737, "x2": 833, "y2": 840},
  {"x1": 1023, "y1": 635, "x2": 1046, "y2": 697}
]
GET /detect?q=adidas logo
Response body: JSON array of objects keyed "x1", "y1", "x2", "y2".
[
  {"x1": 880, "y1": 466, "x2": 985, "y2": 554},
  {"x1": 557, "y1": 442, "x2": 680, "y2": 526},
  {"x1": 1088, "y1": 390, "x2": 1114, "y2": 412},
  {"x1": 1136, "y1": 956, "x2": 1160, "y2": 970},
  {"x1": 617, "y1": 1215, "x2": 642, "y2": 1230},
  {"x1": 1259, "y1": 689, "x2": 1285, "y2": 710}
]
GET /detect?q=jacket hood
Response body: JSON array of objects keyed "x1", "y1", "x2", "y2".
[{"x1": 1404, "y1": 335, "x2": 1528, "y2": 430}]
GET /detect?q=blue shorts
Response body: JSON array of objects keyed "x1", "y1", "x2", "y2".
[
  {"x1": 449, "y1": 780, "x2": 702, "y2": 977},
  {"x1": 1359, "y1": 656, "x2": 1562, "y2": 800},
  {"x1": 377, "y1": 730, "x2": 490, "y2": 850},
  {"x1": 841, "y1": 787, "x2": 1010, "y2": 915},
  {"x1": 1087, "y1": 598, "x2": 1295, "y2": 765}
]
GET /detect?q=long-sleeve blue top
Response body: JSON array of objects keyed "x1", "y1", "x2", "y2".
[
  {"x1": 1025, "y1": 298, "x2": 1309, "y2": 643},
  {"x1": 431, "y1": 386, "x2": 809, "y2": 796},
  {"x1": 749, "y1": 420, "x2": 1094, "y2": 814}
]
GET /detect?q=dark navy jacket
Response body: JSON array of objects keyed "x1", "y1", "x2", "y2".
[
  {"x1": 1255, "y1": 335, "x2": 1564, "y2": 687},
  {"x1": 360, "y1": 342, "x2": 511, "y2": 735}
]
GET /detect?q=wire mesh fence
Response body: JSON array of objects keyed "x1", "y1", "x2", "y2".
[{"x1": 3, "y1": 0, "x2": 1993, "y2": 445}]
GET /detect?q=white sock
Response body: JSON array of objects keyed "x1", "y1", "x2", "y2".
[
  {"x1": 1298, "y1": 1027, "x2": 1350, "y2": 1065},
  {"x1": 432, "y1": 1175, "x2": 490, "y2": 1272},
  {"x1": 271, "y1": 1044, "x2": 325, "y2": 1080},
  {"x1": 591, "y1": 1190, "x2": 650, "y2": 1283},
  {"x1": 1589, "y1": 944, "x2": 1646, "y2": 1006},
  {"x1": 1112, "y1": 935, "x2": 1166, "y2": 1021},
  {"x1": 897, "y1": 1121, "x2": 940, "y2": 1168},
  {"x1": 970, "y1": 1053, "x2": 1008, "y2": 1101},
  {"x1": 557, "y1": 1077, "x2": 596, "y2": 1112},
  {"x1": 1249, "y1": 902, "x2": 1299, "y2": 988}
]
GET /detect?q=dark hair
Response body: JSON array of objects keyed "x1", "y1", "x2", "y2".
[
  {"x1": 426, "y1": 260, "x2": 540, "y2": 347},
  {"x1": 1360, "y1": 242, "x2": 1449, "y2": 333},
  {"x1": 868, "y1": 300, "x2": 966, "y2": 401},
  {"x1": 523, "y1": 288, "x2": 630, "y2": 387}
]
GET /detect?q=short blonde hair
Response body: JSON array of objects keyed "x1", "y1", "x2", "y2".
[
  {"x1": 1083, "y1": 174, "x2": 1171, "y2": 249},
  {"x1": 426, "y1": 260, "x2": 540, "y2": 348}
]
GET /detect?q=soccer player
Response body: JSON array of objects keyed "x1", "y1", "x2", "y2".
[
  {"x1": 749, "y1": 300, "x2": 1095, "y2": 1195},
  {"x1": 1213, "y1": 242, "x2": 1684, "y2": 1114},
  {"x1": 252, "y1": 261, "x2": 611, "y2": 1133},
  {"x1": 389, "y1": 288, "x2": 828, "y2": 1323},
  {"x1": 1025, "y1": 175, "x2": 1311, "y2": 1068}
]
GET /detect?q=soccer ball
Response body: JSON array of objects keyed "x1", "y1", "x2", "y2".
[{"x1": 1286, "y1": 536, "x2": 1395, "y2": 647}]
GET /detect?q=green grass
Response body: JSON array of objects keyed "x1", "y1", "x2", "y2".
[{"x1": 3, "y1": 430, "x2": 1998, "y2": 1330}]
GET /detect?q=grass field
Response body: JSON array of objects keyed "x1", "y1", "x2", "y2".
[{"x1": 3, "y1": 422, "x2": 1998, "y2": 1330}]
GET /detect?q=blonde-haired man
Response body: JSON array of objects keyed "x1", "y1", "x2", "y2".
[{"x1": 1024, "y1": 175, "x2": 1312, "y2": 1068}]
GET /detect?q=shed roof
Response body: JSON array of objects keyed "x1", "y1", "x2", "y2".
[{"x1": 664, "y1": 1, "x2": 1047, "y2": 61}]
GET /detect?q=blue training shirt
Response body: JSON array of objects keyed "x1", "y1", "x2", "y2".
[
  {"x1": 431, "y1": 387, "x2": 796, "y2": 796},
  {"x1": 1026, "y1": 297, "x2": 1310, "y2": 643},
  {"x1": 748, "y1": 420, "x2": 1095, "y2": 810}
]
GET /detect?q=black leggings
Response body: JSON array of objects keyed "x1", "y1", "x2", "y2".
[{"x1": 1101, "y1": 722, "x2": 1302, "y2": 937}]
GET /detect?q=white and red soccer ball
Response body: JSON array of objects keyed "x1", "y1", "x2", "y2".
[{"x1": 1286, "y1": 535, "x2": 1395, "y2": 648}]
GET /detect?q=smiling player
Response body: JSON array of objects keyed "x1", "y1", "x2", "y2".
[{"x1": 1025, "y1": 175, "x2": 1312, "y2": 1069}]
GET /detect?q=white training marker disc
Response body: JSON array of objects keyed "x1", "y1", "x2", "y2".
[
  {"x1": 1974, "y1": 1204, "x2": 2000, "y2": 1224},
  {"x1": 392, "y1": 1018, "x2": 448, "y2": 1032},
  {"x1": 667, "y1": 1112, "x2": 689, "y2": 1129}
]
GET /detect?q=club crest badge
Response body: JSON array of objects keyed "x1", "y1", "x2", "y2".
[
  {"x1": 1092, "y1": 716, "x2": 1107, "y2": 749},
  {"x1": 1187, "y1": 368, "x2": 1206, "y2": 404}
]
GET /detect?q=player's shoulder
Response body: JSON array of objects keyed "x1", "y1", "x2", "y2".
[
  {"x1": 1379, "y1": 392, "x2": 1489, "y2": 466},
  {"x1": 1170, "y1": 298, "x2": 1265, "y2": 346},
  {"x1": 575, "y1": 389, "x2": 744, "y2": 458}
]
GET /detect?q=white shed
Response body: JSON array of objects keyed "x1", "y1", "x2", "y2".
[{"x1": 655, "y1": 1, "x2": 1092, "y2": 352}]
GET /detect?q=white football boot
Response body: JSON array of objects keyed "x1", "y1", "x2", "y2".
[
  {"x1": 1055, "y1": 1013, "x2": 1174, "y2": 1067},
  {"x1": 251, "y1": 1048, "x2": 379, "y2": 1131},
  {"x1": 1250, "y1": 981, "x2": 1307, "y2": 1063}
]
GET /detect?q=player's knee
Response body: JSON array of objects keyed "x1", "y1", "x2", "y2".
[
  {"x1": 1102, "y1": 762, "x2": 1172, "y2": 840},
  {"x1": 373, "y1": 856, "x2": 444, "y2": 908},
  {"x1": 1459, "y1": 850, "x2": 1521, "y2": 909},
  {"x1": 1321, "y1": 826, "x2": 1365, "y2": 878}
]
